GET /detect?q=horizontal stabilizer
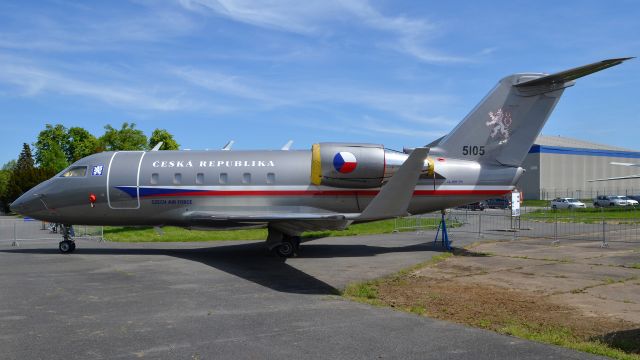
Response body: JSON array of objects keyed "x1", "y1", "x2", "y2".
[{"x1": 515, "y1": 57, "x2": 633, "y2": 88}]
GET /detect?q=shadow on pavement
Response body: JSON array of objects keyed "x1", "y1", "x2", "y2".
[
  {"x1": 1, "y1": 240, "x2": 451, "y2": 295},
  {"x1": 595, "y1": 327, "x2": 640, "y2": 354}
]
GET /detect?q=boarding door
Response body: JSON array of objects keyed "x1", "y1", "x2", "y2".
[{"x1": 107, "y1": 151, "x2": 145, "y2": 209}]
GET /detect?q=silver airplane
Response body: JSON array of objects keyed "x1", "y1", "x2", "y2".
[{"x1": 11, "y1": 58, "x2": 632, "y2": 256}]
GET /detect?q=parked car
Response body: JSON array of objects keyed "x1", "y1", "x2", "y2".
[
  {"x1": 628, "y1": 195, "x2": 640, "y2": 202},
  {"x1": 619, "y1": 196, "x2": 639, "y2": 206},
  {"x1": 457, "y1": 202, "x2": 486, "y2": 211},
  {"x1": 484, "y1": 198, "x2": 511, "y2": 209},
  {"x1": 593, "y1": 195, "x2": 636, "y2": 207},
  {"x1": 550, "y1": 198, "x2": 586, "y2": 209}
]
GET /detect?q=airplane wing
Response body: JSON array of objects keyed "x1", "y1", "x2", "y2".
[
  {"x1": 185, "y1": 210, "x2": 356, "y2": 234},
  {"x1": 588, "y1": 175, "x2": 640, "y2": 182},
  {"x1": 611, "y1": 162, "x2": 640, "y2": 167},
  {"x1": 186, "y1": 210, "x2": 357, "y2": 222},
  {"x1": 587, "y1": 161, "x2": 640, "y2": 181}
]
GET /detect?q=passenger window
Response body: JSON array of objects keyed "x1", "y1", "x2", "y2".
[
  {"x1": 266, "y1": 172, "x2": 275, "y2": 184},
  {"x1": 173, "y1": 173, "x2": 182, "y2": 185},
  {"x1": 196, "y1": 173, "x2": 204, "y2": 185},
  {"x1": 151, "y1": 173, "x2": 159, "y2": 185},
  {"x1": 242, "y1": 173, "x2": 251, "y2": 184},
  {"x1": 60, "y1": 166, "x2": 87, "y2": 177},
  {"x1": 219, "y1": 173, "x2": 228, "y2": 184}
]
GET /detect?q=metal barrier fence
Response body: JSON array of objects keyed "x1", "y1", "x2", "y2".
[
  {"x1": 395, "y1": 209, "x2": 640, "y2": 246},
  {"x1": 538, "y1": 188, "x2": 640, "y2": 201},
  {"x1": 0, "y1": 217, "x2": 103, "y2": 246}
]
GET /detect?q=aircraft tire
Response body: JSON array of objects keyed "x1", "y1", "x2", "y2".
[
  {"x1": 59, "y1": 240, "x2": 74, "y2": 254},
  {"x1": 274, "y1": 240, "x2": 296, "y2": 258}
]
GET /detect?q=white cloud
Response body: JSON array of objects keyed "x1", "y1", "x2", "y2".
[
  {"x1": 0, "y1": 58, "x2": 197, "y2": 111},
  {"x1": 0, "y1": 7, "x2": 195, "y2": 53},
  {"x1": 177, "y1": 0, "x2": 467, "y2": 63},
  {"x1": 171, "y1": 67, "x2": 286, "y2": 106}
]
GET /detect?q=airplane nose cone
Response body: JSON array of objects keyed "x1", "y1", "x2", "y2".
[
  {"x1": 9, "y1": 195, "x2": 25, "y2": 214},
  {"x1": 10, "y1": 190, "x2": 45, "y2": 217}
]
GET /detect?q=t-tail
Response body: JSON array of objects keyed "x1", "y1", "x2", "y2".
[{"x1": 435, "y1": 58, "x2": 633, "y2": 167}]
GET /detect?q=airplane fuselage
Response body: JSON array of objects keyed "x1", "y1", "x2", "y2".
[{"x1": 14, "y1": 148, "x2": 520, "y2": 228}]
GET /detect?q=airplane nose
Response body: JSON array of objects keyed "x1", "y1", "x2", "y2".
[
  {"x1": 10, "y1": 190, "x2": 45, "y2": 216},
  {"x1": 9, "y1": 195, "x2": 25, "y2": 214}
]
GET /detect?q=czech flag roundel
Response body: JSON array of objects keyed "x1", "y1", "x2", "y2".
[{"x1": 333, "y1": 152, "x2": 357, "y2": 173}]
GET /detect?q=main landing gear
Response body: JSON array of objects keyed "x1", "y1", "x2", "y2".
[
  {"x1": 266, "y1": 227, "x2": 301, "y2": 258},
  {"x1": 58, "y1": 224, "x2": 76, "y2": 254}
]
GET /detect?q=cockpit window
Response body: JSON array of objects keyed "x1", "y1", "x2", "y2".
[{"x1": 60, "y1": 166, "x2": 87, "y2": 177}]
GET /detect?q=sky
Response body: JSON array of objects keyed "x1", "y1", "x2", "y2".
[{"x1": 0, "y1": 0, "x2": 639, "y2": 165}]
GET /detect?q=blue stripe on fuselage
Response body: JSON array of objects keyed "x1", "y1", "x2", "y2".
[{"x1": 115, "y1": 186, "x2": 205, "y2": 198}]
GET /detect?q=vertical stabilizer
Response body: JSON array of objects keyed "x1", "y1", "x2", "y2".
[{"x1": 436, "y1": 58, "x2": 632, "y2": 167}]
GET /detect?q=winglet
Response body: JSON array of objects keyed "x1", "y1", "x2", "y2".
[
  {"x1": 151, "y1": 142, "x2": 163, "y2": 151},
  {"x1": 222, "y1": 140, "x2": 234, "y2": 151},
  {"x1": 281, "y1": 140, "x2": 293, "y2": 151},
  {"x1": 358, "y1": 147, "x2": 429, "y2": 221}
]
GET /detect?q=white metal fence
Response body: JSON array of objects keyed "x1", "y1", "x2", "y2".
[
  {"x1": 0, "y1": 217, "x2": 103, "y2": 246},
  {"x1": 395, "y1": 209, "x2": 640, "y2": 247}
]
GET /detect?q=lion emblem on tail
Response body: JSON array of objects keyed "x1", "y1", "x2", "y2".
[{"x1": 486, "y1": 108, "x2": 512, "y2": 145}]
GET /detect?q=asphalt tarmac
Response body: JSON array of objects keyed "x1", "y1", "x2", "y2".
[{"x1": 0, "y1": 234, "x2": 605, "y2": 359}]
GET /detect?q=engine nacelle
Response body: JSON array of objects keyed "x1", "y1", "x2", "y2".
[{"x1": 311, "y1": 143, "x2": 385, "y2": 188}]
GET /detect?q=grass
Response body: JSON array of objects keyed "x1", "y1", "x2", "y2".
[
  {"x1": 104, "y1": 217, "x2": 458, "y2": 242},
  {"x1": 342, "y1": 247, "x2": 640, "y2": 360},
  {"x1": 522, "y1": 206, "x2": 640, "y2": 223},
  {"x1": 343, "y1": 251, "x2": 454, "y2": 305},
  {"x1": 343, "y1": 251, "x2": 454, "y2": 301},
  {"x1": 522, "y1": 199, "x2": 549, "y2": 207},
  {"x1": 501, "y1": 324, "x2": 640, "y2": 360}
]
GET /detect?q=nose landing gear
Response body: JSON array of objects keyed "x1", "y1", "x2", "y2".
[{"x1": 58, "y1": 225, "x2": 76, "y2": 254}]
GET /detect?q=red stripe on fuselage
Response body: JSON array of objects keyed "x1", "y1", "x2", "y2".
[{"x1": 142, "y1": 189, "x2": 510, "y2": 198}]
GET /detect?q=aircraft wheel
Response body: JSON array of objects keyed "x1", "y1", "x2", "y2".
[
  {"x1": 59, "y1": 240, "x2": 74, "y2": 254},
  {"x1": 274, "y1": 240, "x2": 296, "y2": 258}
]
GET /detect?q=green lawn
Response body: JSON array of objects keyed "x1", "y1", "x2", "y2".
[
  {"x1": 522, "y1": 207, "x2": 640, "y2": 223},
  {"x1": 104, "y1": 217, "x2": 450, "y2": 242},
  {"x1": 522, "y1": 199, "x2": 549, "y2": 207}
]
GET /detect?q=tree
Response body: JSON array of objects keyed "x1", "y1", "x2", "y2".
[
  {"x1": 34, "y1": 124, "x2": 70, "y2": 171},
  {"x1": 14, "y1": 143, "x2": 35, "y2": 173},
  {"x1": 3, "y1": 144, "x2": 54, "y2": 211},
  {"x1": 68, "y1": 127, "x2": 100, "y2": 161},
  {"x1": 0, "y1": 160, "x2": 14, "y2": 213},
  {"x1": 2, "y1": 160, "x2": 16, "y2": 171},
  {"x1": 39, "y1": 143, "x2": 68, "y2": 173},
  {"x1": 99, "y1": 122, "x2": 147, "y2": 151},
  {"x1": 148, "y1": 128, "x2": 180, "y2": 150}
]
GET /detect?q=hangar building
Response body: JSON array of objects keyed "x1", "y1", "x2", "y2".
[{"x1": 518, "y1": 135, "x2": 640, "y2": 200}]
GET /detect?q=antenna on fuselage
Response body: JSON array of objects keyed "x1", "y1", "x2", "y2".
[
  {"x1": 222, "y1": 140, "x2": 234, "y2": 151},
  {"x1": 281, "y1": 140, "x2": 293, "y2": 150}
]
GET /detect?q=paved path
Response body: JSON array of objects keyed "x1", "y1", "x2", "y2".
[{"x1": 0, "y1": 234, "x2": 605, "y2": 359}]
